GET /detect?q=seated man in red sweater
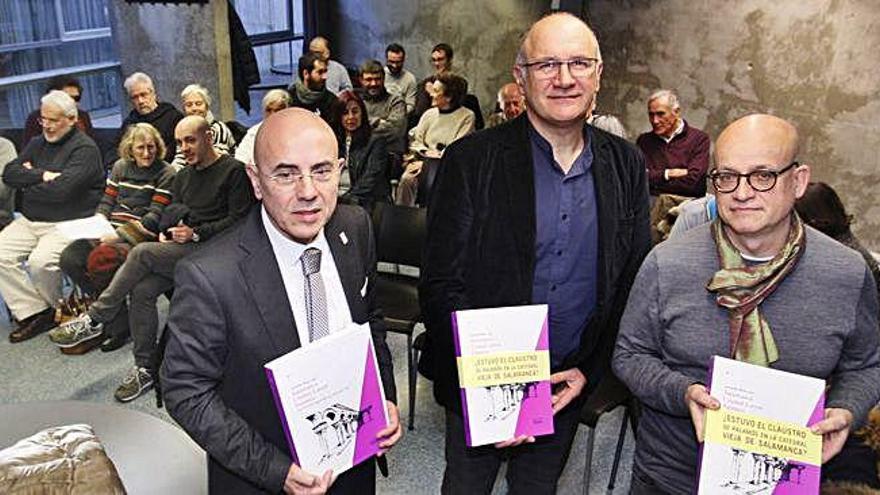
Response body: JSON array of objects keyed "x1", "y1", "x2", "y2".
[{"x1": 636, "y1": 89, "x2": 710, "y2": 197}]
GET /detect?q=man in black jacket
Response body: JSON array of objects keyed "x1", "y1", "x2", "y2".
[
  {"x1": 0, "y1": 90, "x2": 104, "y2": 343},
  {"x1": 419, "y1": 13, "x2": 652, "y2": 494},
  {"x1": 118, "y1": 72, "x2": 184, "y2": 163}
]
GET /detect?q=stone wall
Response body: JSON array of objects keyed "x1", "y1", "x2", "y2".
[
  {"x1": 108, "y1": 0, "x2": 233, "y2": 121},
  {"x1": 587, "y1": 0, "x2": 880, "y2": 248}
]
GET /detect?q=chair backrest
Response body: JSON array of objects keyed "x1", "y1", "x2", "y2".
[{"x1": 372, "y1": 203, "x2": 427, "y2": 268}]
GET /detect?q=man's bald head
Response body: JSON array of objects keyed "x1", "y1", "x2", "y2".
[
  {"x1": 309, "y1": 36, "x2": 330, "y2": 61},
  {"x1": 249, "y1": 108, "x2": 342, "y2": 244},
  {"x1": 517, "y1": 13, "x2": 602, "y2": 66},
  {"x1": 254, "y1": 108, "x2": 338, "y2": 170},
  {"x1": 175, "y1": 115, "x2": 214, "y2": 167},
  {"x1": 715, "y1": 114, "x2": 799, "y2": 168}
]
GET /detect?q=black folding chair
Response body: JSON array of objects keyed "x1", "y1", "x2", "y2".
[
  {"x1": 371, "y1": 203, "x2": 427, "y2": 430},
  {"x1": 580, "y1": 374, "x2": 639, "y2": 494}
]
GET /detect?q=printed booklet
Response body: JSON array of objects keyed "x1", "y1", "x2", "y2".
[
  {"x1": 697, "y1": 356, "x2": 825, "y2": 495},
  {"x1": 453, "y1": 304, "x2": 554, "y2": 447},
  {"x1": 265, "y1": 323, "x2": 389, "y2": 476}
]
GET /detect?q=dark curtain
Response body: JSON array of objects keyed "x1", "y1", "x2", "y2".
[
  {"x1": 227, "y1": 0, "x2": 260, "y2": 114},
  {"x1": 302, "y1": 0, "x2": 329, "y2": 54}
]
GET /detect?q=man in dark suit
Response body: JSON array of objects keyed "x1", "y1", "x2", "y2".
[
  {"x1": 419, "y1": 13, "x2": 652, "y2": 494},
  {"x1": 161, "y1": 108, "x2": 401, "y2": 495}
]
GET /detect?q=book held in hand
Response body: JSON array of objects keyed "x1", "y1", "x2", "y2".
[
  {"x1": 264, "y1": 323, "x2": 389, "y2": 476},
  {"x1": 697, "y1": 356, "x2": 825, "y2": 495},
  {"x1": 453, "y1": 304, "x2": 554, "y2": 447}
]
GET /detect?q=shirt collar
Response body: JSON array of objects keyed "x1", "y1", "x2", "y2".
[
  {"x1": 527, "y1": 121, "x2": 593, "y2": 177},
  {"x1": 660, "y1": 119, "x2": 686, "y2": 143}
]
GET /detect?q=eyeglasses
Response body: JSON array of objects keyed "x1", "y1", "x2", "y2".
[
  {"x1": 38, "y1": 116, "x2": 64, "y2": 127},
  {"x1": 518, "y1": 58, "x2": 600, "y2": 80},
  {"x1": 263, "y1": 164, "x2": 338, "y2": 186},
  {"x1": 709, "y1": 161, "x2": 800, "y2": 193}
]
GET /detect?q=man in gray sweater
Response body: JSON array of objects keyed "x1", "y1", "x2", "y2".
[{"x1": 613, "y1": 114, "x2": 880, "y2": 494}]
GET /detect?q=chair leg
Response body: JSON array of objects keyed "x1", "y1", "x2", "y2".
[
  {"x1": 583, "y1": 426, "x2": 596, "y2": 495},
  {"x1": 606, "y1": 408, "x2": 630, "y2": 494},
  {"x1": 407, "y1": 332, "x2": 416, "y2": 431}
]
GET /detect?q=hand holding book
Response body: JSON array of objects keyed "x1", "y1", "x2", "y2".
[
  {"x1": 810, "y1": 407, "x2": 853, "y2": 463},
  {"x1": 686, "y1": 383, "x2": 720, "y2": 442}
]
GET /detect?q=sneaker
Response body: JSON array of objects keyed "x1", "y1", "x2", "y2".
[
  {"x1": 100, "y1": 333, "x2": 129, "y2": 353},
  {"x1": 48, "y1": 314, "x2": 104, "y2": 348},
  {"x1": 114, "y1": 366, "x2": 154, "y2": 403}
]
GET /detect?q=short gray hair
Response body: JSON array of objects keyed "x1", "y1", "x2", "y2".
[
  {"x1": 648, "y1": 89, "x2": 680, "y2": 111},
  {"x1": 181, "y1": 84, "x2": 212, "y2": 107},
  {"x1": 262, "y1": 89, "x2": 291, "y2": 111},
  {"x1": 123, "y1": 72, "x2": 154, "y2": 94},
  {"x1": 41, "y1": 90, "x2": 78, "y2": 118}
]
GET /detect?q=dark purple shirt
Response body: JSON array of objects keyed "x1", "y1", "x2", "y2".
[
  {"x1": 530, "y1": 125, "x2": 599, "y2": 368},
  {"x1": 637, "y1": 120, "x2": 710, "y2": 197}
]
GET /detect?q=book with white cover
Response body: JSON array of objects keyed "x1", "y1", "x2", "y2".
[
  {"x1": 453, "y1": 304, "x2": 554, "y2": 447},
  {"x1": 264, "y1": 323, "x2": 389, "y2": 476},
  {"x1": 697, "y1": 356, "x2": 825, "y2": 495},
  {"x1": 55, "y1": 214, "x2": 115, "y2": 240}
]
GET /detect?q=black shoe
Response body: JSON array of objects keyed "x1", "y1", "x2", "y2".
[
  {"x1": 9, "y1": 308, "x2": 55, "y2": 343},
  {"x1": 100, "y1": 333, "x2": 129, "y2": 352}
]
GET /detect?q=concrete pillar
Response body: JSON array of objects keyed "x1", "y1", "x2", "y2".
[{"x1": 108, "y1": 0, "x2": 234, "y2": 121}]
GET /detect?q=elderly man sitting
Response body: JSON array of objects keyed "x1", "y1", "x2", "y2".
[
  {"x1": 235, "y1": 89, "x2": 291, "y2": 166},
  {"x1": 0, "y1": 90, "x2": 104, "y2": 342}
]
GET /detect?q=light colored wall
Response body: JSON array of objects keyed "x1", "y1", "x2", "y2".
[
  {"x1": 328, "y1": 1, "x2": 547, "y2": 117},
  {"x1": 587, "y1": 0, "x2": 880, "y2": 248},
  {"x1": 109, "y1": 0, "x2": 234, "y2": 121}
]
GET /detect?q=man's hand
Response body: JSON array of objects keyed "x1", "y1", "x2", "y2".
[
  {"x1": 22, "y1": 161, "x2": 33, "y2": 170},
  {"x1": 811, "y1": 408, "x2": 853, "y2": 463},
  {"x1": 283, "y1": 463, "x2": 333, "y2": 495},
  {"x1": 550, "y1": 368, "x2": 587, "y2": 414},
  {"x1": 376, "y1": 401, "x2": 403, "y2": 454},
  {"x1": 166, "y1": 224, "x2": 195, "y2": 244},
  {"x1": 403, "y1": 161, "x2": 423, "y2": 177},
  {"x1": 686, "y1": 383, "x2": 720, "y2": 442},
  {"x1": 423, "y1": 149, "x2": 442, "y2": 159},
  {"x1": 494, "y1": 435, "x2": 536, "y2": 449},
  {"x1": 667, "y1": 168, "x2": 688, "y2": 179},
  {"x1": 42, "y1": 171, "x2": 61, "y2": 182}
]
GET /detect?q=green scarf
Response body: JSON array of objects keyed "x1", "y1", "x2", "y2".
[{"x1": 706, "y1": 214, "x2": 806, "y2": 366}]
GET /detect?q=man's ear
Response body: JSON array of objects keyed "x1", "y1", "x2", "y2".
[
  {"x1": 793, "y1": 163, "x2": 811, "y2": 199},
  {"x1": 245, "y1": 164, "x2": 264, "y2": 201}
]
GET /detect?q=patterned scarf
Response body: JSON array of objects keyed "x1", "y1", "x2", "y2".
[{"x1": 706, "y1": 214, "x2": 806, "y2": 366}]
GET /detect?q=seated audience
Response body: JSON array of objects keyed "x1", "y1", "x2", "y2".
[
  {"x1": 384, "y1": 43, "x2": 417, "y2": 115},
  {"x1": 357, "y1": 59, "x2": 407, "y2": 155},
  {"x1": 235, "y1": 89, "x2": 291, "y2": 166},
  {"x1": 485, "y1": 82, "x2": 525, "y2": 128},
  {"x1": 53, "y1": 116, "x2": 255, "y2": 403},
  {"x1": 172, "y1": 84, "x2": 236, "y2": 168},
  {"x1": 307, "y1": 36, "x2": 353, "y2": 95},
  {"x1": 0, "y1": 90, "x2": 104, "y2": 343},
  {"x1": 614, "y1": 114, "x2": 880, "y2": 494},
  {"x1": 23, "y1": 75, "x2": 93, "y2": 146},
  {"x1": 0, "y1": 136, "x2": 16, "y2": 230},
  {"x1": 396, "y1": 73, "x2": 474, "y2": 206},
  {"x1": 637, "y1": 89, "x2": 710, "y2": 197},
  {"x1": 330, "y1": 91, "x2": 390, "y2": 212},
  {"x1": 119, "y1": 72, "x2": 184, "y2": 163},
  {"x1": 288, "y1": 52, "x2": 338, "y2": 123},
  {"x1": 53, "y1": 123, "x2": 176, "y2": 352}
]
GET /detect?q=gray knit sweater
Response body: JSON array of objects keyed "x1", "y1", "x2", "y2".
[{"x1": 613, "y1": 222, "x2": 880, "y2": 494}]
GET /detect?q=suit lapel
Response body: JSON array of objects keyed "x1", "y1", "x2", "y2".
[
  {"x1": 324, "y1": 208, "x2": 365, "y2": 321},
  {"x1": 501, "y1": 116, "x2": 537, "y2": 280},
  {"x1": 238, "y1": 208, "x2": 301, "y2": 354},
  {"x1": 589, "y1": 128, "x2": 617, "y2": 309}
]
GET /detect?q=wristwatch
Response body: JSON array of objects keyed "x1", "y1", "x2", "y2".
[{"x1": 191, "y1": 230, "x2": 200, "y2": 243}]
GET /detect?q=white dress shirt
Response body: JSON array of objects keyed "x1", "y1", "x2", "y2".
[{"x1": 261, "y1": 206, "x2": 353, "y2": 345}]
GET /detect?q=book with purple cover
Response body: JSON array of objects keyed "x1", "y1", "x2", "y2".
[
  {"x1": 697, "y1": 356, "x2": 825, "y2": 495},
  {"x1": 453, "y1": 304, "x2": 554, "y2": 447},
  {"x1": 264, "y1": 323, "x2": 389, "y2": 476}
]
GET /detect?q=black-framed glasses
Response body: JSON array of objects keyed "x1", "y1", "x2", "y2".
[
  {"x1": 709, "y1": 161, "x2": 800, "y2": 193},
  {"x1": 518, "y1": 58, "x2": 600, "y2": 80}
]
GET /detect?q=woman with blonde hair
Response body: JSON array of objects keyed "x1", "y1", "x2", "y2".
[{"x1": 54, "y1": 122, "x2": 176, "y2": 352}]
